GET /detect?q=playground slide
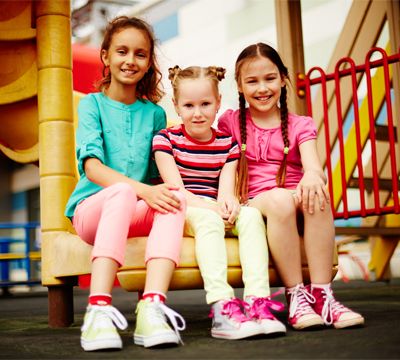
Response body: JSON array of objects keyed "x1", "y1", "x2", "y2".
[
  {"x1": 0, "y1": 1, "x2": 39, "y2": 164},
  {"x1": 0, "y1": 0, "x2": 103, "y2": 165}
]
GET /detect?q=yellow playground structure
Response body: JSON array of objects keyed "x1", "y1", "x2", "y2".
[{"x1": 0, "y1": 0, "x2": 398, "y2": 328}]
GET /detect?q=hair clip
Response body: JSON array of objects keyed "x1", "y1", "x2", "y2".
[
  {"x1": 283, "y1": 146, "x2": 289, "y2": 154},
  {"x1": 241, "y1": 144, "x2": 247, "y2": 152}
]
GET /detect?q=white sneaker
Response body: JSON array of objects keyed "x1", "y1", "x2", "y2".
[
  {"x1": 210, "y1": 298, "x2": 263, "y2": 340},
  {"x1": 246, "y1": 296, "x2": 286, "y2": 335},
  {"x1": 134, "y1": 297, "x2": 186, "y2": 347},
  {"x1": 80, "y1": 305, "x2": 128, "y2": 351}
]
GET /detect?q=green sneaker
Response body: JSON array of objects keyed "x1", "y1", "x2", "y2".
[
  {"x1": 134, "y1": 297, "x2": 186, "y2": 347},
  {"x1": 81, "y1": 305, "x2": 128, "y2": 351}
]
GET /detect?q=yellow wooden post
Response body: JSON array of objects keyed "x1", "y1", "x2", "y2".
[
  {"x1": 35, "y1": 0, "x2": 76, "y2": 327},
  {"x1": 274, "y1": 0, "x2": 307, "y2": 116}
]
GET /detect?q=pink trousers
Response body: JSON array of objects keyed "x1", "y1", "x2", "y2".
[{"x1": 72, "y1": 182, "x2": 186, "y2": 266}]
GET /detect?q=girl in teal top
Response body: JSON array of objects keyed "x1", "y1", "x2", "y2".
[{"x1": 66, "y1": 16, "x2": 187, "y2": 352}]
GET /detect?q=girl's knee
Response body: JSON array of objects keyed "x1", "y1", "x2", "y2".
[
  {"x1": 170, "y1": 189, "x2": 187, "y2": 209},
  {"x1": 189, "y1": 207, "x2": 224, "y2": 231},
  {"x1": 108, "y1": 182, "x2": 136, "y2": 199},
  {"x1": 251, "y1": 189, "x2": 296, "y2": 223},
  {"x1": 238, "y1": 206, "x2": 264, "y2": 223},
  {"x1": 265, "y1": 189, "x2": 296, "y2": 217},
  {"x1": 105, "y1": 183, "x2": 137, "y2": 213},
  {"x1": 206, "y1": 209, "x2": 225, "y2": 227}
]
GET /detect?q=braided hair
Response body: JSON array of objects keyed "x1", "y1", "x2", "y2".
[
  {"x1": 236, "y1": 92, "x2": 248, "y2": 202},
  {"x1": 234, "y1": 43, "x2": 290, "y2": 200},
  {"x1": 276, "y1": 85, "x2": 289, "y2": 187}
]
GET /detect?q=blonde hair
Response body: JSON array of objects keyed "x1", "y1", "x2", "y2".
[{"x1": 168, "y1": 65, "x2": 226, "y2": 100}]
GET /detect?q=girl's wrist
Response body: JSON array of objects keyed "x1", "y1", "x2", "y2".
[{"x1": 135, "y1": 181, "x2": 150, "y2": 198}]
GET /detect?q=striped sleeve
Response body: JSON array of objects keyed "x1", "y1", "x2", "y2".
[
  {"x1": 227, "y1": 140, "x2": 240, "y2": 162},
  {"x1": 152, "y1": 129, "x2": 173, "y2": 155}
]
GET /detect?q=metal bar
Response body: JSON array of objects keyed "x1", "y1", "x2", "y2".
[
  {"x1": 297, "y1": 47, "x2": 400, "y2": 220},
  {"x1": 381, "y1": 51, "x2": 400, "y2": 211},
  {"x1": 334, "y1": 58, "x2": 350, "y2": 217},
  {"x1": 348, "y1": 58, "x2": 367, "y2": 215},
  {"x1": 297, "y1": 52, "x2": 400, "y2": 89}
]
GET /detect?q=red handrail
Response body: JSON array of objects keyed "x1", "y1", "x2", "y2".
[{"x1": 297, "y1": 47, "x2": 400, "y2": 219}]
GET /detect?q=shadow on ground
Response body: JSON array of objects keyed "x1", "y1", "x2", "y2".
[{"x1": 0, "y1": 279, "x2": 399, "y2": 359}]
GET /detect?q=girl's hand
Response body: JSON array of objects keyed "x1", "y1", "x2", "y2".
[
  {"x1": 140, "y1": 183, "x2": 182, "y2": 214},
  {"x1": 295, "y1": 170, "x2": 330, "y2": 214},
  {"x1": 218, "y1": 195, "x2": 241, "y2": 224}
]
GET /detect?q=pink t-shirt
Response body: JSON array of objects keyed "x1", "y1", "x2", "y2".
[{"x1": 217, "y1": 109, "x2": 317, "y2": 198}]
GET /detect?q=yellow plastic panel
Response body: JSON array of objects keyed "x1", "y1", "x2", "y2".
[
  {"x1": 39, "y1": 121, "x2": 76, "y2": 177},
  {"x1": 36, "y1": 15, "x2": 71, "y2": 70},
  {"x1": 38, "y1": 68, "x2": 73, "y2": 122},
  {"x1": 0, "y1": 40, "x2": 37, "y2": 104},
  {"x1": 41, "y1": 231, "x2": 82, "y2": 285},
  {"x1": 35, "y1": 0, "x2": 71, "y2": 17},
  {"x1": 40, "y1": 176, "x2": 77, "y2": 231},
  {"x1": 50, "y1": 232, "x2": 92, "y2": 278},
  {"x1": 0, "y1": 97, "x2": 38, "y2": 149},
  {"x1": 0, "y1": 1, "x2": 36, "y2": 40},
  {"x1": 0, "y1": 142, "x2": 38, "y2": 164}
]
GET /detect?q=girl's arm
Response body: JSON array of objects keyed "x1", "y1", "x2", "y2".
[
  {"x1": 217, "y1": 159, "x2": 241, "y2": 224},
  {"x1": 297, "y1": 139, "x2": 330, "y2": 214},
  {"x1": 84, "y1": 158, "x2": 182, "y2": 214},
  {"x1": 154, "y1": 151, "x2": 220, "y2": 212}
]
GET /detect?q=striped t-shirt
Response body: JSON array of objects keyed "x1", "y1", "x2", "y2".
[{"x1": 152, "y1": 124, "x2": 240, "y2": 199}]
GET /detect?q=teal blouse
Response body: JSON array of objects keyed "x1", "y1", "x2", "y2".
[{"x1": 65, "y1": 92, "x2": 166, "y2": 218}]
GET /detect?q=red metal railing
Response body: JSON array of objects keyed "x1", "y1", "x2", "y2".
[{"x1": 297, "y1": 47, "x2": 400, "y2": 219}]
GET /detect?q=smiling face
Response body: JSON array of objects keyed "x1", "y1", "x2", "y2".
[
  {"x1": 101, "y1": 27, "x2": 151, "y2": 94},
  {"x1": 237, "y1": 56, "x2": 285, "y2": 120},
  {"x1": 173, "y1": 78, "x2": 221, "y2": 142}
]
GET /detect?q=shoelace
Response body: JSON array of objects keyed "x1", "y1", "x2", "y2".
[
  {"x1": 147, "y1": 301, "x2": 186, "y2": 345},
  {"x1": 249, "y1": 291, "x2": 285, "y2": 320},
  {"x1": 220, "y1": 298, "x2": 250, "y2": 323},
  {"x1": 81, "y1": 305, "x2": 128, "y2": 332},
  {"x1": 288, "y1": 284, "x2": 316, "y2": 318},
  {"x1": 318, "y1": 288, "x2": 349, "y2": 325}
]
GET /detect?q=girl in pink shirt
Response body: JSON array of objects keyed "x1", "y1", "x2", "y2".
[{"x1": 218, "y1": 42, "x2": 364, "y2": 330}]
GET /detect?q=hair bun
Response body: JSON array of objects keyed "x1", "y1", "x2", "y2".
[
  {"x1": 215, "y1": 67, "x2": 226, "y2": 81},
  {"x1": 168, "y1": 65, "x2": 181, "y2": 82},
  {"x1": 208, "y1": 66, "x2": 226, "y2": 81}
]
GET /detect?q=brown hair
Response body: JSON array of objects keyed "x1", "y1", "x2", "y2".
[
  {"x1": 234, "y1": 43, "x2": 289, "y2": 202},
  {"x1": 97, "y1": 16, "x2": 164, "y2": 103},
  {"x1": 168, "y1": 65, "x2": 226, "y2": 100}
]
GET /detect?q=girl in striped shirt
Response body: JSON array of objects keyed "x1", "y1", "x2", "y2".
[{"x1": 152, "y1": 65, "x2": 286, "y2": 340}]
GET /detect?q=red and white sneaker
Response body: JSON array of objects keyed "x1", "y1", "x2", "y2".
[
  {"x1": 285, "y1": 284, "x2": 324, "y2": 330},
  {"x1": 246, "y1": 295, "x2": 286, "y2": 335},
  {"x1": 310, "y1": 286, "x2": 365, "y2": 329}
]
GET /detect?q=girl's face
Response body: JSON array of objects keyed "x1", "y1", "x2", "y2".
[
  {"x1": 238, "y1": 56, "x2": 285, "y2": 118},
  {"x1": 174, "y1": 78, "x2": 221, "y2": 142},
  {"x1": 101, "y1": 27, "x2": 151, "y2": 91}
]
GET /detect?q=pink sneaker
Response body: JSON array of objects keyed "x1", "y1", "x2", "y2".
[
  {"x1": 210, "y1": 298, "x2": 263, "y2": 340},
  {"x1": 311, "y1": 286, "x2": 365, "y2": 329},
  {"x1": 286, "y1": 284, "x2": 324, "y2": 330},
  {"x1": 246, "y1": 295, "x2": 286, "y2": 335}
]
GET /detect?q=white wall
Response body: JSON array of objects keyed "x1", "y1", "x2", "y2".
[{"x1": 153, "y1": 0, "x2": 352, "y2": 122}]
